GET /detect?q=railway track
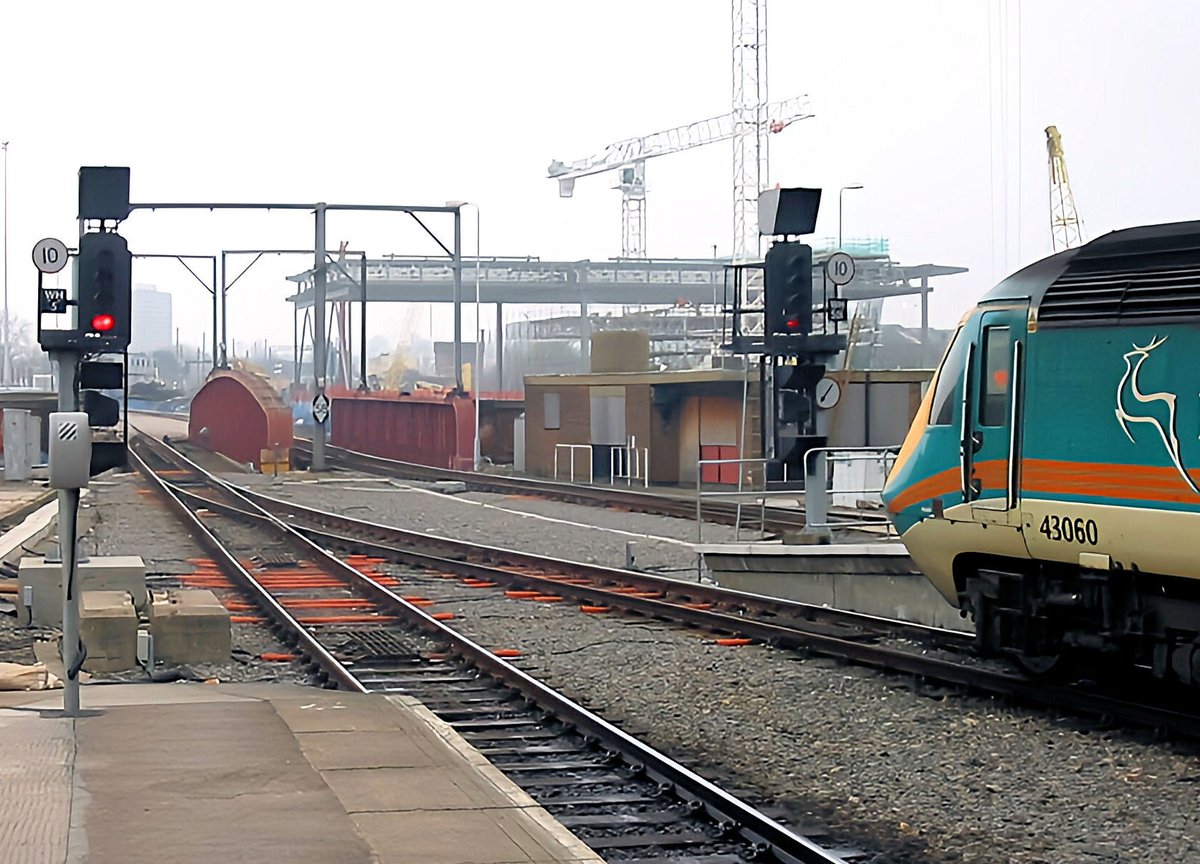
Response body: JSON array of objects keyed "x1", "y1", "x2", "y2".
[
  {"x1": 292, "y1": 438, "x2": 830, "y2": 536},
  {"x1": 132, "y1": 410, "x2": 887, "y2": 535},
  {"x1": 129, "y1": 434, "x2": 863, "y2": 864},
  {"x1": 142, "y1": 432, "x2": 1200, "y2": 743}
]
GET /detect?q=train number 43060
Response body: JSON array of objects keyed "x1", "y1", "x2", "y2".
[{"x1": 1038, "y1": 514, "x2": 1099, "y2": 545}]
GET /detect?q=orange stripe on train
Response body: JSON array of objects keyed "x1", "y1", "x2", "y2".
[{"x1": 888, "y1": 458, "x2": 1200, "y2": 512}]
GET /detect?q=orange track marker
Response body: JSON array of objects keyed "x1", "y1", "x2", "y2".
[
  {"x1": 296, "y1": 614, "x2": 396, "y2": 625},
  {"x1": 230, "y1": 616, "x2": 265, "y2": 624},
  {"x1": 260, "y1": 653, "x2": 297, "y2": 662},
  {"x1": 463, "y1": 581, "x2": 498, "y2": 588},
  {"x1": 533, "y1": 595, "x2": 564, "y2": 603},
  {"x1": 579, "y1": 605, "x2": 611, "y2": 614},
  {"x1": 682, "y1": 602, "x2": 713, "y2": 610},
  {"x1": 505, "y1": 590, "x2": 541, "y2": 599},
  {"x1": 281, "y1": 598, "x2": 374, "y2": 609},
  {"x1": 431, "y1": 612, "x2": 455, "y2": 621},
  {"x1": 492, "y1": 649, "x2": 522, "y2": 658},
  {"x1": 714, "y1": 637, "x2": 753, "y2": 647}
]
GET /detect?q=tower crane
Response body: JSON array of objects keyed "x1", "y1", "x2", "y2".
[
  {"x1": 1045, "y1": 125, "x2": 1084, "y2": 251},
  {"x1": 547, "y1": 95, "x2": 812, "y2": 259}
]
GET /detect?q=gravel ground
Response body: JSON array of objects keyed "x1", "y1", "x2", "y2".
[
  {"x1": 235, "y1": 472, "x2": 765, "y2": 577},
  {"x1": 0, "y1": 471, "x2": 305, "y2": 686},
  {"x1": 379, "y1": 565, "x2": 1200, "y2": 864}
]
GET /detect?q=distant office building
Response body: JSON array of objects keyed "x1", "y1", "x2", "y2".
[{"x1": 132, "y1": 285, "x2": 173, "y2": 353}]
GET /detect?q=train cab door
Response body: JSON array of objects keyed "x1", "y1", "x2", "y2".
[{"x1": 962, "y1": 304, "x2": 1027, "y2": 527}]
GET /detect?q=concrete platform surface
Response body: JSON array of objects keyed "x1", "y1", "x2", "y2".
[
  {"x1": 0, "y1": 683, "x2": 602, "y2": 864},
  {"x1": 699, "y1": 541, "x2": 975, "y2": 633}
]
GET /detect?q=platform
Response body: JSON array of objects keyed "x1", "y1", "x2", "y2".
[
  {"x1": 0, "y1": 683, "x2": 602, "y2": 864},
  {"x1": 698, "y1": 541, "x2": 974, "y2": 633}
]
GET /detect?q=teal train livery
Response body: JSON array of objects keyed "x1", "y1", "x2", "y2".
[{"x1": 882, "y1": 221, "x2": 1200, "y2": 683}]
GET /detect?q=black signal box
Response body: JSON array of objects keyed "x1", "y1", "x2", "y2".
[
  {"x1": 764, "y1": 241, "x2": 814, "y2": 345},
  {"x1": 79, "y1": 360, "x2": 124, "y2": 390},
  {"x1": 79, "y1": 167, "x2": 131, "y2": 221},
  {"x1": 76, "y1": 232, "x2": 132, "y2": 352}
]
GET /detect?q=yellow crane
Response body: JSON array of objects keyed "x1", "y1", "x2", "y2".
[{"x1": 1045, "y1": 125, "x2": 1085, "y2": 251}]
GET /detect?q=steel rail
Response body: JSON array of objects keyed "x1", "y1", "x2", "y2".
[
  {"x1": 183, "y1": 466, "x2": 960, "y2": 645},
  {"x1": 149, "y1": 436, "x2": 1200, "y2": 741},
  {"x1": 127, "y1": 443, "x2": 366, "y2": 693},
  {"x1": 144, "y1": 435, "x2": 1200, "y2": 741},
  {"x1": 275, "y1": 513, "x2": 1200, "y2": 741},
  {"x1": 129, "y1": 434, "x2": 852, "y2": 864},
  {"x1": 290, "y1": 437, "x2": 822, "y2": 533}
]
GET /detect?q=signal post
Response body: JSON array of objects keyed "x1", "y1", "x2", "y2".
[
  {"x1": 36, "y1": 167, "x2": 133, "y2": 715},
  {"x1": 726, "y1": 187, "x2": 850, "y2": 536}
]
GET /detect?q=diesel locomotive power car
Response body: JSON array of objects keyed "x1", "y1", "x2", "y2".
[{"x1": 882, "y1": 221, "x2": 1200, "y2": 682}]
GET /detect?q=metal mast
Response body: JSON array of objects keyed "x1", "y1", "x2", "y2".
[
  {"x1": 732, "y1": 0, "x2": 768, "y2": 264},
  {"x1": 1045, "y1": 125, "x2": 1084, "y2": 251}
]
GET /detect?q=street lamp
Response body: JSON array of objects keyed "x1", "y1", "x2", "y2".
[
  {"x1": 446, "y1": 201, "x2": 482, "y2": 470},
  {"x1": 2, "y1": 141, "x2": 9, "y2": 386},
  {"x1": 838, "y1": 184, "x2": 863, "y2": 250}
]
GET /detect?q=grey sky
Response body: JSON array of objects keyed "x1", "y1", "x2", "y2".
[{"x1": 2, "y1": 1, "x2": 1197, "y2": 351}]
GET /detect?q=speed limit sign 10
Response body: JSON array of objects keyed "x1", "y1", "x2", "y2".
[
  {"x1": 825, "y1": 251, "x2": 855, "y2": 286},
  {"x1": 32, "y1": 238, "x2": 69, "y2": 274}
]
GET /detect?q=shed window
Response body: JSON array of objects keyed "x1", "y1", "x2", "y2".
[{"x1": 543, "y1": 393, "x2": 560, "y2": 430}]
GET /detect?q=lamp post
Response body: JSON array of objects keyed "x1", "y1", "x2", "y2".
[
  {"x1": 2, "y1": 141, "x2": 9, "y2": 386},
  {"x1": 446, "y1": 201, "x2": 482, "y2": 470},
  {"x1": 838, "y1": 184, "x2": 863, "y2": 250}
]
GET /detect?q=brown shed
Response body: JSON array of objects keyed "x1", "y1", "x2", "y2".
[{"x1": 523, "y1": 368, "x2": 757, "y2": 486}]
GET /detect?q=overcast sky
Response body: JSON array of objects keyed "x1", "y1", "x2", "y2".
[{"x1": 2, "y1": 0, "x2": 1198, "y2": 354}]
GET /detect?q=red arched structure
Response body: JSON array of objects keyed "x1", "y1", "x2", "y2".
[{"x1": 188, "y1": 370, "x2": 293, "y2": 468}]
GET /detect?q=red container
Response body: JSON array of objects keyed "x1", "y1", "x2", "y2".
[
  {"x1": 330, "y1": 394, "x2": 475, "y2": 470},
  {"x1": 189, "y1": 370, "x2": 293, "y2": 468},
  {"x1": 699, "y1": 445, "x2": 740, "y2": 485}
]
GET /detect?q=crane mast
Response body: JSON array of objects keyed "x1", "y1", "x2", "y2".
[
  {"x1": 731, "y1": 0, "x2": 768, "y2": 264},
  {"x1": 1045, "y1": 125, "x2": 1084, "y2": 251}
]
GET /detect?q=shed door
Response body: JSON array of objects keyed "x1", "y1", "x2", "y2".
[{"x1": 589, "y1": 386, "x2": 626, "y2": 445}]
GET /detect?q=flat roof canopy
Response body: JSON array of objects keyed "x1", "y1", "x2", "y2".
[{"x1": 288, "y1": 256, "x2": 968, "y2": 308}]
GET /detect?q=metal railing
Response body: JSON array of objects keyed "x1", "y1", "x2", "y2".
[
  {"x1": 802, "y1": 445, "x2": 899, "y2": 534},
  {"x1": 610, "y1": 436, "x2": 650, "y2": 488},
  {"x1": 694, "y1": 457, "x2": 799, "y2": 543},
  {"x1": 553, "y1": 444, "x2": 594, "y2": 484}
]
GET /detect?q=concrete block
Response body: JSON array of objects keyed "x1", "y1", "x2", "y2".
[
  {"x1": 17, "y1": 555, "x2": 147, "y2": 628},
  {"x1": 81, "y1": 590, "x2": 139, "y2": 673},
  {"x1": 149, "y1": 589, "x2": 230, "y2": 665}
]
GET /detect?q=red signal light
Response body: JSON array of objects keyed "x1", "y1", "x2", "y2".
[
  {"x1": 91, "y1": 314, "x2": 116, "y2": 332},
  {"x1": 785, "y1": 317, "x2": 801, "y2": 330}
]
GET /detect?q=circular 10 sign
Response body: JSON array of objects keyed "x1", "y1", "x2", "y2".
[
  {"x1": 825, "y1": 251, "x2": 855, "y2": 286},
  {"x1": 32, "y1": 238, "x2": 69, "y2": 274}
]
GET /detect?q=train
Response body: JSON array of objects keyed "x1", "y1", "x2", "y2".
[{"x1": 881, "y1": 220, "x2": 1200, "y2": 683}]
